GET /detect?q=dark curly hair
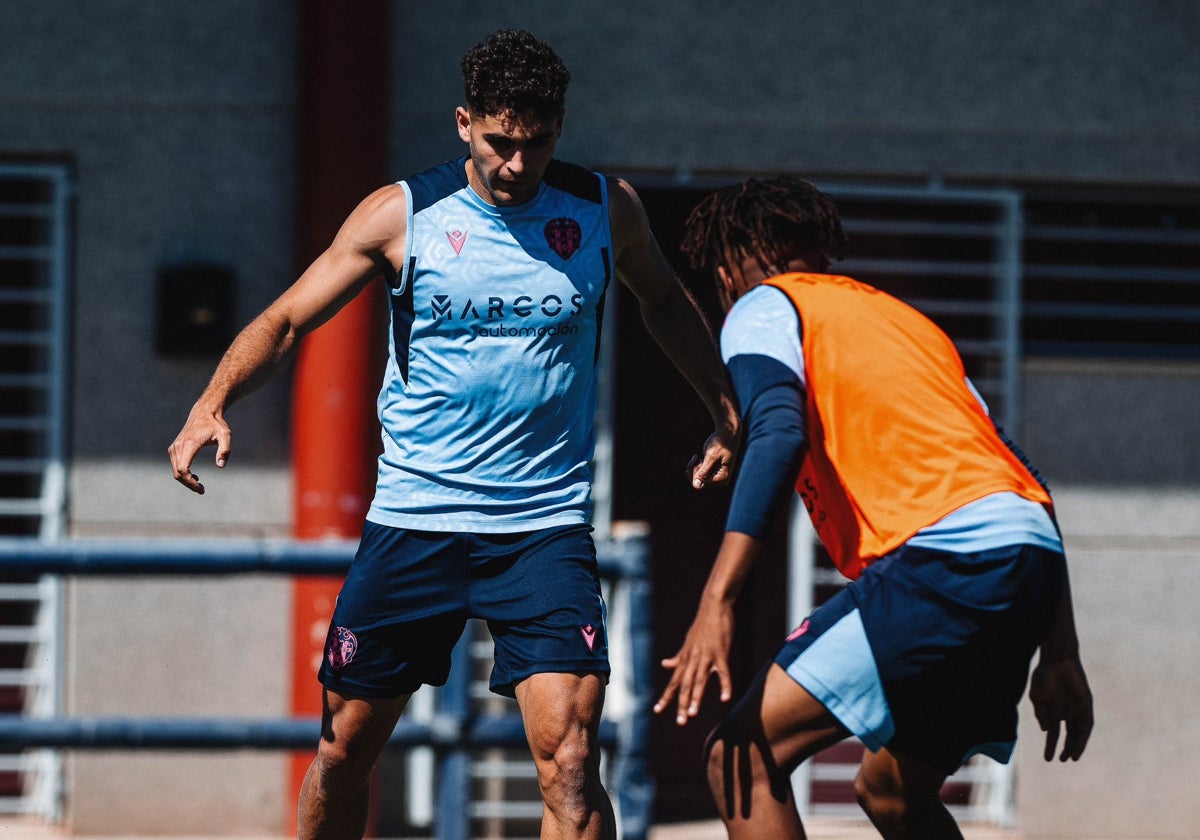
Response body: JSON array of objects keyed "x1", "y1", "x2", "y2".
[
  {"x1": 461, "y1": 30, "x2": 570, "y2": 119},
  {"x1": 680, "y1": 175, "x2": 847, "y2": 278}
]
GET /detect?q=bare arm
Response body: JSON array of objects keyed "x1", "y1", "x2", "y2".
[
  {"x1": 654, "y1": 530, "x2": 762, "y2": 725},
  {"x1": 1029, "y1": 568, "x2": 1094, "y2": 761},
  {"x1": 608, "y1": 176, "x2": 740, "y2": 488},
  {"x1": 167, "y1": 184, "x2": 408, "y2": 493}
]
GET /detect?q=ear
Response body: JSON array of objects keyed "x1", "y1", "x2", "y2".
[
  {"x1": 716, "y1": 264, "x2": 736, "y2": 296},
  {"x1": 455, "y1": 107, "x2": 472, "y2": 143}
]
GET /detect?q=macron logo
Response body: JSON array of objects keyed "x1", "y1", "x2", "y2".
[
  {"x1": 581, "y1": 624, "x2": 598, "y2": 652},
  {"x1": 446, "y1": 229, "x2": 467, "y2": 255}
]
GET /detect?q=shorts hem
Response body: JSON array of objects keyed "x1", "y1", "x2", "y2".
[{"x1": 318, "y1": 672, "x2": 439, "y2": 700}]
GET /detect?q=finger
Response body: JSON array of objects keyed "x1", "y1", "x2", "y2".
[
  {"x1": 716, "y1": 662, "x2": 733, "y2": 704},
  {"x1": 1043, "y1": 721, "x2": 1060, "y2": 762},
  {"x1": 690, "y1": 451, "x2": 727, "y2": 490},
  {"x1": 215, "y1": 428, "x2": 232, "y2": 469},
  {"x1": 654, "y1": 676, "x2": 679, "y2": 715},
  {"x1": 1063, "y1": 712, "x2": 1094, "y2": 761},
  {"x1": 168, "y1": 443, "x2": 205, "y2": 495},
  {"x1": 675, "y1": 660, "x2": 702, "y2": 725}
]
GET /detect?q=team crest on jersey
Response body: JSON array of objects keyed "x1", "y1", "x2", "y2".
[
  {"x1": 326, "y1": 626, "x2": 358, "y2": 672},
  {"x1": 545, "y1": 217, "x2": 582, "y2": 259},
  {"x1": 445, "y1": 228, "x2": 468, "y2": 255}
]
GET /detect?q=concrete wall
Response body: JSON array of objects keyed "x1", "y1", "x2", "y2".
[
  {"x1": 64, "y1": 577, "x2": 293, "y2": 834},
  {"x1": 1, "y1": 1, "x2": 1198, "y2": 836},
  {"x1": 1014, "y1": 361, "x2": 1200, "y2": 838}
]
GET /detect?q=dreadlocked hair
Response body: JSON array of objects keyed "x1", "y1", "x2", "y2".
[
  {"x1": 680, "y1": 175, "x2": 847, "y2": 277},
  {"x1": 461, "y1": 30, "x2": 570, "y2": 119}
]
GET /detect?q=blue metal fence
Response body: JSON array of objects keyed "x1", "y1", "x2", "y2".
[{"x1": 0, "y1": 535, "x2": 653, "y2": 839}]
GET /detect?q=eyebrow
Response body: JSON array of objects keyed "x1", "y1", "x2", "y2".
[{"x1": 483, "y1": 128, "x2": 557, "y2": 145}]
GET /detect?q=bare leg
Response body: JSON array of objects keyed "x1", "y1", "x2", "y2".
[
  {"x1": 855, "y1": 748, "x2": 962, "y2": 840},
  {"x1": 705, "y1": 664, "x2": 849, "y2": 840},
  {"x1": 515, "y1": 672, "x2": 615, "y2": 840},
  {"x1": 298, "y1": 688, "x2": 410, "y2": 840}
]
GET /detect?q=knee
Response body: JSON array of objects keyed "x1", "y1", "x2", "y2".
[
  {"x1": 854, "y1": 767, "x2": 940, "y2": 835},
  {"x1": 529, "y1": 726, "x2": 599, "y2": 822},
  {"x1": 313, "y1": 731, "x2": 377, "y2": 792}
]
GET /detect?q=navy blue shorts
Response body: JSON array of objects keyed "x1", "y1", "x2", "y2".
[
  {"x1": 775, "y1": 542, "x2": 1066, "y2": 775},
  {"x1": 318, "y1": 521, "x2": 609, "y2": 699}
]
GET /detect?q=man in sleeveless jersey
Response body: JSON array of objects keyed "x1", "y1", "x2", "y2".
[
  {"x1": 654, "y1": 176, "x2": 1092, "y2": 840},
  {"x1": 169, "y1": 31, "x2": 739, "y2": 840}
]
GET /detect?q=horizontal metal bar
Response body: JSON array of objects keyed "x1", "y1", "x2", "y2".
[
  {"x1": 1026, "y1": 224, "x2": 1200, "y2": 247},
  {"x1": 842, "y1": 258, "x2": 1003, "y2": 279},
  {"x1": 1025, "y1": 263, "x2": 1200, "y2": 284},
  {"x1": 0, "y1": 289, "x2": 51, "y2": 304},
  {"x1": 1025, "y1": 302, "x2": 1200, "y2": 322},
  {"x1": 0, "y1": 714, "x2": 618, "y2": 750},
  {"x1": 0, "y1": 537, "x2": 648, "y2": 579}
]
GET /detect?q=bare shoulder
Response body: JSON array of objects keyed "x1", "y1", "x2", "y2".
[
  {"x1": 335, "y1": 182, "x2": 409, "y2": 260},
  {"x1": 606, "y1": 175, "x2": 652, "y2": 253}
]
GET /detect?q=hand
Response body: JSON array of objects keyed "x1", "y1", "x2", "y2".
[
  {"x1": 687, "y1": 428, "x2": 738, "y2": 490},
  {"x1": 653, "y1": 599, "x2": 735, "y2": 725},
  {"x1": 167, "y1": 405, "x2": 232, "y2": 495},
  {"x1": 1029, "y1": 653, "x2": 1093, "y2": 762}
]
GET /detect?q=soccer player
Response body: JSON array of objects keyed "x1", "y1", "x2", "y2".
[
  {"x1": 654, "y1": 176, "x2": 1092, "y2": 839},
  {"x1": 168, "y1": 30, "x2": 738, "y2": 840}
]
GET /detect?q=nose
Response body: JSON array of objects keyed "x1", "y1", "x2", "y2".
[{"x1": 506, "y1": 151, "x2": 526, "y2": 176}]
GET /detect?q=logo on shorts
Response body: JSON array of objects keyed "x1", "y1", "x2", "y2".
[
  {"x1": 786, "y1": 620, "x2": 810, "y2": 642},
  {"x1": 580, "y1": 624, "x2": 598, "y2": 652},
  {"x1": 545, "y1": 217, "x2": 582, "y2": 259},
  {"x1": 326, "y1": 626, "x2": 358, "y2": 672}
]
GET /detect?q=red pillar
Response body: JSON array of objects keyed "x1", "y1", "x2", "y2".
[{"x1": 289, "y1": 1, "x2": 391, "y2": 833}]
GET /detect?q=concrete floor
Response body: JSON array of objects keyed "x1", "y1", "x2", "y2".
[{"x1": 0, "y1": 815, "x2": 1024, "y2": 840}]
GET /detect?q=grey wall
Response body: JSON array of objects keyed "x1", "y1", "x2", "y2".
[
  {"x1": 394, "y1": 1, "x2": 1200, "y2": 185},
  {"x1": 1, "y1": 1, "x2": 300, "y2": 536},
  {"x1": 2, "y1": 1, "x2": 1198, "y2": 836}
]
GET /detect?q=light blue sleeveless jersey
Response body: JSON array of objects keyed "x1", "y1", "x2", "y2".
[{"x1": 367, "y1": 157, "x2": 613, "y2": 532}]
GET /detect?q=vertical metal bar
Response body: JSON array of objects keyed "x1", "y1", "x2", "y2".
[
  {"x1": 997, "y1": 192, "x2": 1025, "y2": 436},
  {"x1": 787, "y1": 497, "x2": 815, "y2": 817},
  {"x1": 436, "y1": 627, "x2": 474, "y2": 840},
  {"x1": 610, "y1": 530, "x2": 654, "y2": 840}
]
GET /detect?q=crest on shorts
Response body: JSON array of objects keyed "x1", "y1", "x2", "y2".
[
  {"x1": 545, "y1": 217, "x2": 582, "y2": 259},
  {"x1": 326, "y1": 626, "x2": 358, "y2": 672}
]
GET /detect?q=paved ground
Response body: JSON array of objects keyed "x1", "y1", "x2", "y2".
[{"x1": 1, "y1": 816, "x2": 1023, "y2": 840}]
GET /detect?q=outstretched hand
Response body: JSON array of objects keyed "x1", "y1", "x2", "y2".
[
  {"x1": 167, "y1": 406, "x2": 232, "y2": 495},
  {"x1": 1029, "y1": 653, "x2": 1094, "y2": 762},
  {"x1": 653, "y1": 600, "x2": 735, "y2": 726},
  {"x1": 687, "y1": 428, "x2": 738, "y2": 490}
]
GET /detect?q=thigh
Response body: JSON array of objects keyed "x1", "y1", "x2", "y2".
[
  {"x1": 471, "y1": 525, "x2": 610, "y2": 697},
  {"x1": 514, "y1": 671, "x2": 606, "y2": 761},
  {"x1": 317, "y1": 687, "x2": 412, "y2": 770},
  {"x1": 713, "y1": 662, "x2": 850, "y2": 777}
]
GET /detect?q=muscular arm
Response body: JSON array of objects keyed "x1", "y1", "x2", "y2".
[
  {"x1": 608, "y1": 176, "x2": 740, "y2": 487},
  {"x1": 168, "y1": 184, "x2": 408, "y2": 493}
]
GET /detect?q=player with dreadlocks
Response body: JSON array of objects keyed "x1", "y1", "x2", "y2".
[{"x1": 655, "y1": 175, "x2": 1093, "y2": 839}]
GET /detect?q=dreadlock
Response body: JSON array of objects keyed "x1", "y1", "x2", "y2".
[{"x1": 680, "y1": 175, "x2": 847, "y2": 278}]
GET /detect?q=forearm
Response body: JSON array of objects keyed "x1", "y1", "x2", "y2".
[
  {"x1": 193, "y1": 309, "x2": 299, "y2": 414},
  {"x1": 639, "y1": 283, "x2": 738, "y2": 434},
  {"x1": 700, "y1": 531, "x2": 764, "y2": 607},
  {"x1": 1040, "y1": 567, "x2": 1082, "y2": 661}
]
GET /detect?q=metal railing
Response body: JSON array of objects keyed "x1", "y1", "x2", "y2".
[{"x1": 0, "y1": 533, "x2": 654, "y2": 840}]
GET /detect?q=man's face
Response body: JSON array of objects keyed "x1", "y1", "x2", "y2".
[{"x1": 457, "y1": 107, "x2": 563, "y2": 206}]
